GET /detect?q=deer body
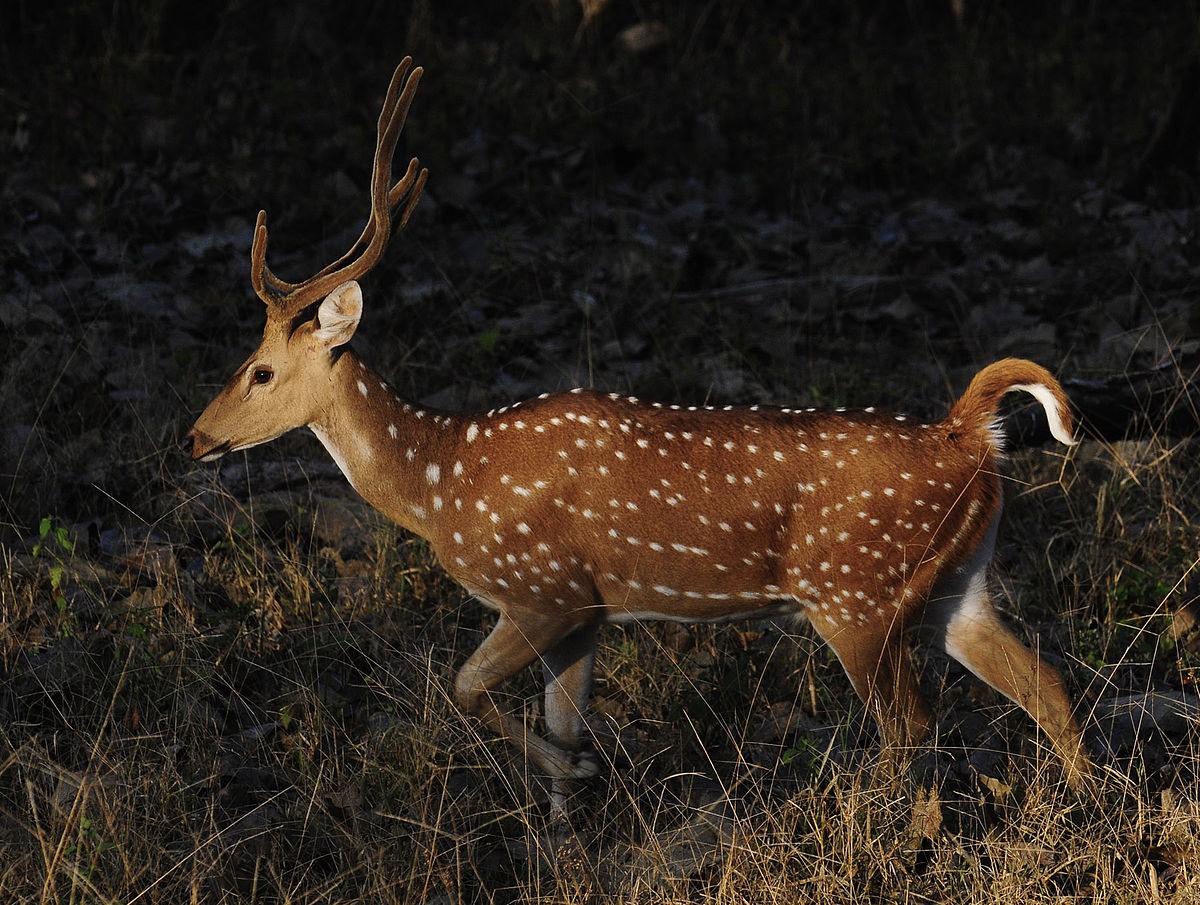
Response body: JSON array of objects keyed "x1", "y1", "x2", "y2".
[
  {"x1": 187, "y1": 59, "x2": 1092, "y2": 795},
  {"x1": 311, "y1": 354, "x2": 1003, "y2": 630}
]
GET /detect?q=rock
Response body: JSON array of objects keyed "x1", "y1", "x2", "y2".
[
  {"x1": 1093, "y1": 692, "x2": 1200, "y2": 753},
  {"x1": 312, "y1": 496, "x2": 377, "y2": 558},
  {"x1": 622, "y1": 785, "x2": 738, "y2": 892}
]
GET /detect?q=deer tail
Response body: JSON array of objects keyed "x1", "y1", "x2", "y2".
[{"x1": 946, "y1": 358, "x2": 1076, "y2": 449}]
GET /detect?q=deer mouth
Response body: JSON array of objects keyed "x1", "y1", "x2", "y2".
[{"x1": 186, "y1": 429, "x2": 231, "y2": 462}]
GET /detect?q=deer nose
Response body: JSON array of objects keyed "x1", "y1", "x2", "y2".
[
  {"x1": 185, "y1": 428, "x2": 231, "y2": 462},
  {"x1": 181, "y1": 430, "x2": 197, "y2": 459}
]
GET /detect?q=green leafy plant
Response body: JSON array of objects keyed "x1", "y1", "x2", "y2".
[
  {"x1": 68, "y1": 814, "x2": 119, "y2": 882},
  {"x1": 32, "y1": 516, "x2": 75, "y2": 558},
  {"x1": 781, "y1": 736, "x2": 825, "y2": 772},
  {"x1": 31, "y1": 516, "x2": 75, "y2": 617}
]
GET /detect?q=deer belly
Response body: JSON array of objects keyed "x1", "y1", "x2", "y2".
[
  {"x1": 585, "y1": 556, "x2": 804, "y2": 623},
  {"x1": 604, "y1": 598, "x2": 801, "y2": 625}
]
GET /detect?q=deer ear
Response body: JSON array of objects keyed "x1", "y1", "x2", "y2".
[{"x1": 313, "y1": 281, "x2": 363, "y2": 348}]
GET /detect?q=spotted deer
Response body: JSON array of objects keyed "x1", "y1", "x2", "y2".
[{"x1": 187, "y1": 58, "x2": 1093, "y2": 796}]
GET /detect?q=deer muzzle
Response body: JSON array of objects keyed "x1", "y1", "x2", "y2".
[{"x1": 184, "y1": 428, "x2": 230, "y2": 462}]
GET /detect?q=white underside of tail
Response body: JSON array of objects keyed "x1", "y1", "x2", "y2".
[{"x1": 1011, "y1": 382, "x2": 1076, "y2": 446}]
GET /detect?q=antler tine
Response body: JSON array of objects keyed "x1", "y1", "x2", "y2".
[
  {"x1": 310, "y1": 156, "x2": 427, "y2": 283},
  {"x1": 293, "y1": 60, "x2": 423, "y2": 303},
  {"x1": 249, "y1": 58, "x2": 426, "y2": 317},
  {"x1": 249, "y1": 209, "x2": 303, "y2": 307},
  {"x1": 372, "y1": 56, "x2": 421, "y2": 206},
  {"x1": 395, "y1": 162, "x2": 430, "y2": 231}
]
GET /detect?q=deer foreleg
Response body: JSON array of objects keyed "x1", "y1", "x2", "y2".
[{"x1": 454, "y1": 612, "x2": 600, "y2": 782}]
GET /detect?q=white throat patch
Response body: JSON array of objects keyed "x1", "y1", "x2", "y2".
[{"x1": 310, "y1": 425, "x2": 372, "y2": 492}]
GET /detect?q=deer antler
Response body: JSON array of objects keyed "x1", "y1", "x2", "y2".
[{"x1": 250, "y1": 57, "x2": 429, "y2": 316}]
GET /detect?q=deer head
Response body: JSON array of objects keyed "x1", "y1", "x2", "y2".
[{"x1": 187, "y1": 58, "x2": 428, "y2": 462}]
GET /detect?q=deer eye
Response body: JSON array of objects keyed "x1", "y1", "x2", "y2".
[{"x1": 251, "y1": 367, "x2": 273, "y2": 385}]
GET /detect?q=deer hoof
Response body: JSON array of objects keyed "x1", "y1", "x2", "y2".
[{"x1": 570, "y1": 750, "x2": 600, "y2": 779}]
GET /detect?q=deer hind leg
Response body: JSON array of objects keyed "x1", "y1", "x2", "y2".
[
  {"x1": 454, "y1": 611, "x2": 598, "y2": 782},
  {"x1": 931, "y1": 564, "x2": 1093, "y2": 788},
  {"x1": 813, "y1": 617, "x2": 933, "y2": 751}
]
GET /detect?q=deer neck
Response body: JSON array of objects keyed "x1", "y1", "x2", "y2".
[{"x1": 308, "y1": 350, "x2": 458, "y2": 536}]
